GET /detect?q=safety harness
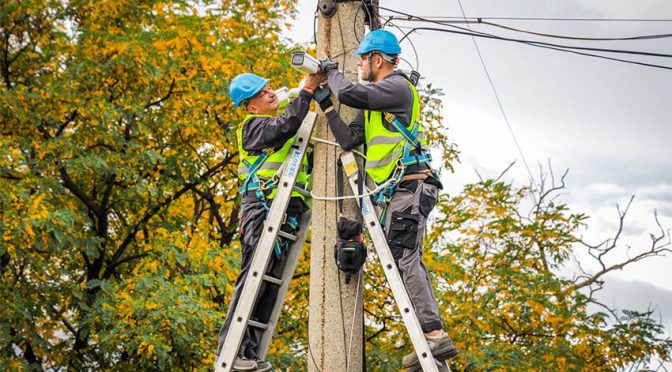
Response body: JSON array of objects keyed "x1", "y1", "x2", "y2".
[
  {"x1": 373, "y1": 112, "x2": 434, "y2": 224},
  {"x1": 239, "y1": 148, "x2": 300, "y2": 258},
  {"x1": 239, "y1": 148, "x2": 275, "y2": 207}
]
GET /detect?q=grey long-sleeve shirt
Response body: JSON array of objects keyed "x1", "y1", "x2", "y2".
[
  {"x1": 325, "y1": 70, "x2": 415, "y2": 151},
  {"x1": 325, "y1": 69, "x2": 429, "y2": 174},
  {"x1": 241, "y1": 90, "x2": 313, "y2": 154}
]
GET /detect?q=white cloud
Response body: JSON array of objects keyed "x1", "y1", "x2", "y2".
[{"x1": 588, "y1": 276, "x2": 672, "y2": 336}]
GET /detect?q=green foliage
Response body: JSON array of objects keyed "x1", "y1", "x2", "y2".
[
  {"x1": 1, "y1": 0, "x2": 299, "y2": 369},
  {"x1": 362, "y1": 173, "x2": 672, "y2": 370},
  {"x1": 1, "y1": 0, "x2": 669, "y2": 371}
]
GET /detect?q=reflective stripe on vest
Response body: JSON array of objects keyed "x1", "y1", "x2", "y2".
[
  {"x1": 237, "y1": 114, "x2": 309, "y2": 199},
  {"x1": 364, "y1": 79, "x2": 426, "y2": 184}
]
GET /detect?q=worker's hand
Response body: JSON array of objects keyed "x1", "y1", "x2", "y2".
[
  {"x1": 303, "y1": 73, "x2": 324, "y2": 94},
  {"x1": 319, "y1": 59, "x2": 339, "y2": 74},
  {"x1": 313, "y1": 86, "x2": 333, "y2": 111}
]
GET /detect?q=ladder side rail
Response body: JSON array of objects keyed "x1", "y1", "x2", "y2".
[
  {"x1": 340, "y1": 151, "x2": 439, "y2": 372},
  {"x1": 256, "y1": 210, "x2": 312, "y2": 359},
  {"x1": 215, "y1": 112, "x2": 317, "y2": 372}
]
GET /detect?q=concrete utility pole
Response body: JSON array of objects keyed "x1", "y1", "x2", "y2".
[{"x1": 309, "y1": 1, "x2": 376, "y2": 371}]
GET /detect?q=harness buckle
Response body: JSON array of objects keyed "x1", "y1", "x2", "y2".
[{"x1": 260, "y1": 174, "x2": 279, "y2": 191}]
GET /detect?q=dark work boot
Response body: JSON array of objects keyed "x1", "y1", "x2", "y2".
[
  {"x1": 254, "y1": 359, "x2": 272, "y2": 371},
  {"x1": 232, "y1": 356, "x2": 258, "y2": 371},
  {"x1": 402, "y1": 332, "x2": 458, "y2": 371}
]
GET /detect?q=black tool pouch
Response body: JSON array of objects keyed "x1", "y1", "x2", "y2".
[
  {"x1": 387, "y1": 212, "x2": 419, "y2": 263},
  {"x1": 334, "y1": 217, "x2": 367, "y2": 284}
]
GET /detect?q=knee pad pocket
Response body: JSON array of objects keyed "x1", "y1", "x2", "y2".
[{"x1": 387, "y1": 212, "x2": 420, "y2": 261}]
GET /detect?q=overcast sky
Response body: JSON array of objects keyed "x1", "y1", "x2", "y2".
[{"x1": 284, "y1": 0, "x2": 672, "y2": 343}]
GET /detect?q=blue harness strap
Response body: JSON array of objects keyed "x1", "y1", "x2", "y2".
[
  {"x1": 273, "y1": 215, "x2": 299, "y2": 258},
  {"x1": 383, "y1": 112, "x2": 432, "y2": 168},
  {"x1": 240, "y1": 149, "x2": 275, "y2": 207},
  {"x1": 240, "y1": 150, "x2": 302, "y2": 258},
  {"x1": 375, "y1": 112, "x2": 435, "y2": 225},
  {"x1": 384, "y1": 112, "x2": 423, "y2": 150}
]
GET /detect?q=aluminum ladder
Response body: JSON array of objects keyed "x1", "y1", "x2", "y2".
[
  {"x1": 214, "y1": 112, "x2": 316, "y2": 372},
  {"x1": 340, "y1": 151, "x2": 451, "y2": 372}
]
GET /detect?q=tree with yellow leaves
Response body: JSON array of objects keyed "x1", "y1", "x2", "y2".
[
  {"x1": 2, "y1": 1, "x2": 670, "y2": 371},
  {"x1": 1, "y1": 0, "x2": 300, "y2": 369}
]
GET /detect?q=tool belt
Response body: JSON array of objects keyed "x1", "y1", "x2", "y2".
[{"x1": 400, "y1": 169, "x2": 433, "y2": 183}]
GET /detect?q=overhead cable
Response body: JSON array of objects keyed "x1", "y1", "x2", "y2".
[
  {"x1": 383, "y1": 15, "x2": 672, "y2": 22},
  {"x1": 454, "y1": 0, "x2": 538, "y2": 194},
  {"x1": 386, "y1": 22, "x2": 420, "y2": 70},
  {"x1": 398, "y1": 26, "x2": 672, "y2": 70},
  {"x1": 377, "y1": 6, "x2": 672, "y2": 58},
  {"x1": 386, "y1": 16, "x2": 672, "y2": 41},
  {"x1": 370, "y1": 5, "x2": 672, "y2": 70}
]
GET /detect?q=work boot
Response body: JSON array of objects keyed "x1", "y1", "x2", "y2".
[
  {"x1": 232, "y1": 356, "x2": 258, "y2": 371},
  {"x1": 402, "y1": 332, "x2": 458, "y2": 371},
  {"x1": 254, "y1": 359, "x2": 272, "y2": 371}
]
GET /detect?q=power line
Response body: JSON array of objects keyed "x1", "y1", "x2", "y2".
[
  {"x1": 398, "y1": 26, "x2": 672, "y2": 70},
  {"x1": 382, "y1": 15, "x2": 672, "y2": 22},
  {"x1": 380, "y1": 7, "x2": 672, "y2": 59},
  {"x1": 387, "y1": 16, "x2": 672, "y2": 41},
  {"x1": 385, "y1": 22, "x2": 420, "y2": 70},
  {"x1": 480, "y1": 20, "x2": 672, "y2": 41},
  {"x1": 408, "y1": 27, "x2": 672, "y2": 58},
  {"x1": 372, "y1": 5, "x2": 672, "y2": 70},
  {"x1": 454, "y1": 0, "x2": 538, "y2": 195}
]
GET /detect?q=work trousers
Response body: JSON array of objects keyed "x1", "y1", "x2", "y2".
[
  {"x1": 383, "y1": 178, "x2": 443, "y2": 333},
  {"x1": 217, "y1": 196, "x2": 304, "y2": 359}
]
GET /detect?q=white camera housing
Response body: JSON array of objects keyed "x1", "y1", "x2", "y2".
[{"x1": 291, "y1": 51, "x2": 320, "y2": 74}]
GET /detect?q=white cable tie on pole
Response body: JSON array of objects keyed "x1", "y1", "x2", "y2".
[{"x1": 310, "y1": 178, "x2": 395, "y2": 201}]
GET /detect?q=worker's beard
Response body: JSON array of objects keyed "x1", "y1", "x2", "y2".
[{"x1": 357, "y1": 66, "x2": 370, "y2": 85}]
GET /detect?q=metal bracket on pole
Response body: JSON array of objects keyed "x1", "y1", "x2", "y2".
[
  {"x1": 363, "y1": 0, "x2": 381, "y2": 30},
  {"x1": 319, "y1": 0, "x2": 379, "y2": 28},
  {"x1": 318, "y1": 0, "x2": 337, "y2": 18}
]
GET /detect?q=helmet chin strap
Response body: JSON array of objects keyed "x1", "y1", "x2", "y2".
[{"x1": 367, "y1": 52, "x2": 374, "y2": 82}]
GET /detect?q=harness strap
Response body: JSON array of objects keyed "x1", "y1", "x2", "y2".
[
  {"x1": 241, "y1": 148, "x2": 273, "y2": 190},
  {"x1": 273, "y1": 215, "x2": 299, "y2": 258},
  {"x1": 240, "y1": 147, "x2": 281, "y2": 208},
  {"x1": 384, "y1": 112, "x2": 423, "y2": 151},
  {"x1": 374, "y1": 112, "x2": 434, "y2": 224}
]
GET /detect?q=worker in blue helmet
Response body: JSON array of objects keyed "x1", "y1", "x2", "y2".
[
  {"x1": 314, "y1": 29, "x2": 458, "y2": 370},
  {"x1": 217, "y1": 70, "x2": 323, "y2": 371}
]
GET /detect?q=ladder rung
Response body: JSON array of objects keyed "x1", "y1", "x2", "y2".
[
  {"x1": 248, "y1": 320, "x2": 270, "y2": 330},
  {"x1": 277, "y1": 230, "x2": 297, "y2": 242},
  {"x1": 263, "y1": 275, "x2": 284, "y2": 286},
  {"x1": 292, "y1": 186, "x2": 311, "y2": 198}
]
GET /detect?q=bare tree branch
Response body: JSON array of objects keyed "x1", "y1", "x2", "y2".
[
  {"x1": 58, "y1": 163, "x2": 100, "y2": 216},
  {"x1": 102, "y1": 156, "x2": 234, "y2": 279},
  {"x1": 145, "y1": 78, "x2": 175, "y2": 109},
  {"x1": 572, "y1": 198, "x2": 672, "y2": 291}
]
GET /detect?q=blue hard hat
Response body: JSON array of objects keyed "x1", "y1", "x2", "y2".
[
  {"x1": 229, "y1": 73, "x2": 268, "y2": 108},
  {"x1": 356, "y1": 29, "x2": 401, "y2": 56}
]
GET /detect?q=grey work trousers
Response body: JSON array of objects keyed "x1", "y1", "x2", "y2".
[
  {"x1": 217, "y1": 196, "x2": 303, "y2": 359},
  {"x1": 383, "y1": 178, "x2": 443, "y2": 333}
]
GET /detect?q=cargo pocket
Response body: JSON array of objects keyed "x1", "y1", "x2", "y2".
[
  {"x1": 419, "y1": 183, "x2": 438, "y2": 218},
  {"x1": 387, "y1": 212, "x2": 420, "y2": 262}
]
